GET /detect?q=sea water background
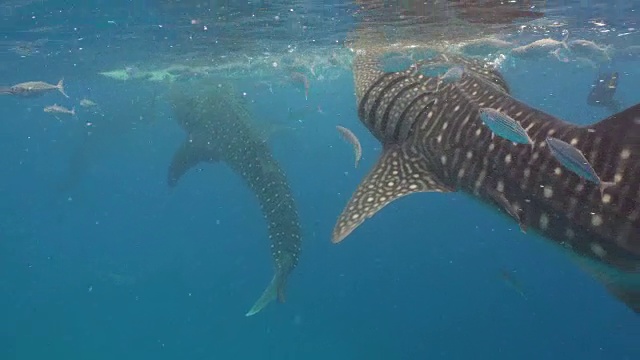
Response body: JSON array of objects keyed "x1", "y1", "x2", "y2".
[{"x1": 1, "y1": 1, "x2": 640, "y2": 359}]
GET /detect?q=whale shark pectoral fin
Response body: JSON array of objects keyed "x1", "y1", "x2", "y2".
[
  {"x1": 245, "y1": 273, "x2": 283, "y2": 317},
  {"x1": 167, "y1": 139, "x2": 219, "y2": 187},
  {"x1": 332, "y1": 144, "x2": 453, "y2": 244},
  {"x1": 485, "y1": 188, "x2": 527, "y2": 233}
]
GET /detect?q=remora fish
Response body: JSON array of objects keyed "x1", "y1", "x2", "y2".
[
  {"x1": 167, "y1": 82, "x2": 302, "y2": 317},
  {"x1": 333, "y1": 29, "x2": 640, "y2": 314}
]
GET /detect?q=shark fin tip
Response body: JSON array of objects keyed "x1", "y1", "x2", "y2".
[
  {"x1": 332, "y1": 144, "x2": 452, "y2": 247},
  {"x1": 245, "y1": 274, "x2": 281, "y2": 317}
]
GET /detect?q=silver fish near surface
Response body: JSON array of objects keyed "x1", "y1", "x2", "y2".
[
  {"x1": 511, "y1": 34, "x2": 570, "y2": 59},
  {"x1": 459, "y1": 38, "x2": 514, "y2": 56},
  {"x1": 333, "y1": 27, "x2": 640, "y2": 315},
  {"x1": 168, "y1": 82, "x2": 302, "y2": 317},
  {"x1": 479, "y1": 107, "x2": 533, "y2": 146},
  {"x1": 546, "y1": 137, "x2": 615, "y2": 195},
  {"x1": 568, "y1": 39, "x2": 612, "y2": 63}
]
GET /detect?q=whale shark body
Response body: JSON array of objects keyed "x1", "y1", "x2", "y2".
[
  {"x1": 333, "y1": 30, "x2": 640, "y2": 313},
  {"x1": 168, "y1": 83, "x2": 302, "y2": 316}
]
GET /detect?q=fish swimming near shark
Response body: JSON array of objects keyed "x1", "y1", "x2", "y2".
[
  {"x1": 511, "y1": 35, "x2": 570, "y2": 60},
  {"x1": 3, "y1": 79, "x2": 68, "y2": 98},
  {"x1": 167, "y1": 82, "x2": 302, "y2": 317},
  {"x1": 459, "y1": 38, "x2": 514, "y2": 56},
  {"x1": 499, "y1": 268, "x2": 528, "y2": 300},
  {"x1": 478, "y1": 107, "x2": 533, "y2": 146},
  {"x1": 44, "y1": 104, "x2": 75, "y2": 116},
  {"x1": 332, "y1": 28, "x2": 640, "y2": 314},
  {"x1": 545, "y1": 137, "x2": 615, "y2": 196}
]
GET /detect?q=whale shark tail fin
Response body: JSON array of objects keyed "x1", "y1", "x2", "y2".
[{"x1": 245, "y1": 273, "x2": 287, "y2": 317}]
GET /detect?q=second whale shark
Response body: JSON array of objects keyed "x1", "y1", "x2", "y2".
[
  {"x1": 168, "y1": 82, "x2": 302, "y2": 316},
  {"x1": 333, "y1": 28, "x2": 640, "y2": 314}
]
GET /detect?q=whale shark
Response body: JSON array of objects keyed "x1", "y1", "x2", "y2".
[
  {"x1": 168, "y1": 82, "x2": 302, "y2": 316},
  {"x1": 333, "y1": 29, "x2": 640, "y2": 314}
]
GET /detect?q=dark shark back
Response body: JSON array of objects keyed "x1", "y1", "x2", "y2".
[
  {"x1": 441, "y1": 67, "x2": 640, "y2": 312},
  {"x1": 450, "y1": 69, "x2": 640, "y2": 262}
]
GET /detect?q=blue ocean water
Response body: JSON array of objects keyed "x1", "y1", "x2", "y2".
[{"x1": 1, "y1": 0, "x2": 639, "y2": 359}]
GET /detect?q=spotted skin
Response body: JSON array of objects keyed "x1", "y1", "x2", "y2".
[
  {"x1": 168, "y1": 83, "x2": 302, "y2": 317},
  {"x1": 335, "y1": 40, "x2": 640, "y2": 313}
]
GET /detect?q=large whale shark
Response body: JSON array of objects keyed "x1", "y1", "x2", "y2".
[
  {"x1": 333, "y1": 29, "x2": 640, "y2": 314},
  {"x1": 168, "y1": 82, "x2": 302, "y2": 316}
]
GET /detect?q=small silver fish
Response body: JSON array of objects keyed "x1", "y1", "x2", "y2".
[
  {"x1": 460, "y1": 38, "x2": 513, "y2": 56},
  {"x1": 80, "y1": 98, "x2": 98, "y2": 107},
  {"x1": 511, "y1": 34, "x2": 569, "y2": 59},
  {"x1": 479, "y1": 108, "x2": 533, "y2": 146},
  {"x1": 545, "y1": 137, "x2": 615, "y2": 195},
  {"x1": 44, "y1": 104, "x2": 75, "y2": 116},
  {"x1": 336, "y1": 125, "x2": 362, "y2": 168},
  {"x1": 9, "y1": 79, "x2": 68, "y2": 98}
]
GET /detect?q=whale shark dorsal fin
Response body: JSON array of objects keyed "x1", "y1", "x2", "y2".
[
  {"x1": 168, "y1": 138, "x2": 220, "y2": 187},
  {"x1": 332, "y1": 144, "x2": 452, "y2": 243}
]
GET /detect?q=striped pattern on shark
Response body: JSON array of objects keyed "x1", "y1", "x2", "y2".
[
  {"x1": 168, "y1": 83, "x2": 302, "y2": 317},
  {"x1": 333, "y1": 32, "x2": 640, "y2": 313}
]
